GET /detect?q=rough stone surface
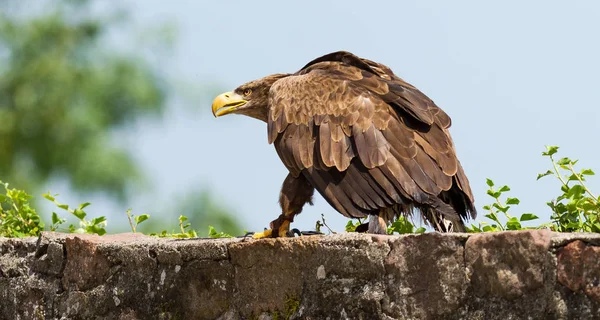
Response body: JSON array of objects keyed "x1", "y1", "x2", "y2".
[{"x1": 1, "y1": 231, "x2": 600, "y2": 319}]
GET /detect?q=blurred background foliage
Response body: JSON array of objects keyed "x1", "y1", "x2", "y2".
[{"x1": 0, "y1": 0, "x2": 242, "y2": 235}]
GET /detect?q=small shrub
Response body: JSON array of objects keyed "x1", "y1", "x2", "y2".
[
  {"x1": 43, "y1": 192, "x2": 107, "y2": 235},
  {"x1": 0, "y1": 181, "x2": 44, "y2": 237},
  {"x1": 466, "y1": 179, "x2": 541, "y2": 232},
  {"x1": 539, "y1": 146, "x2": 600, "y2": 232}
]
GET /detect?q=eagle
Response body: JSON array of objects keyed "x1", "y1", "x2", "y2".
[{"x1": 211, "y1": 51, "x2": 476, "y2": 238}]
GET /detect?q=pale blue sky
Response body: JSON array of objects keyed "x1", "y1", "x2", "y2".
[{"x1": 57, "y1": 1, "x2": 600, "y2": 234}]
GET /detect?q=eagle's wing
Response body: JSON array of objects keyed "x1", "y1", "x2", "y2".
[{"x1": 268, "y1": 55, "x2": 475, "y2": 224}]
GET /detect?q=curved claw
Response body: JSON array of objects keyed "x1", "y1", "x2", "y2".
[
  {"x1": 286, "y1": 229, "x2": 324, "y2": 237},
  {"x1": 248, "y1": 221, "x2": 326, "y2": 239},
  {"x1": 300, "y1": 230, "x2": 324, "y2": 236},
  {"x1": 285, "y1": 228, "x2": 303, "y2": 237}
]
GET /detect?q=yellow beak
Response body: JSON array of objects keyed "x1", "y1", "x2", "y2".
[{"x1": 211, "y1": 92, "x2": 247, "y2": 117}]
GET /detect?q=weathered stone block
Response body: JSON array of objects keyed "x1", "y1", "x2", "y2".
[{"x1": 1, "y1": 231, "x2": 600, "y2": 319}]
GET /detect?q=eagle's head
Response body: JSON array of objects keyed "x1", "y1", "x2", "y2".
[{"x1": 211, "y1": 73, "x2": 289, "y2": 122}]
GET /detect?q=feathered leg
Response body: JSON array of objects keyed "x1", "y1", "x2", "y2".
[
  {"x1": 422, "y1": 196, "x2": 466, "y2": 232},
  {"x1": 253, "y1": 173, "x2": 314, "y2": 238},
  {"x1": 367, "y1": 215, "x2": 388, "y2": 234}
]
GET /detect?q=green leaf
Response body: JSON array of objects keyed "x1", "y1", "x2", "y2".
[
  {"x1": 57, "y1": 203, "x2": 69, "y2": 210},
  {"x1": 72, "y1": 209, "x2": 86, "y2": 220},
  {"x1": 497, "y1": 206, "x2": 510, "y2": 213},
  {"x1": 567, "y1": 185, "x2": 585, "y2": 199},
  {"x1": 388, "y1": 218, "x2": 415, "y2": 234},
  {"x1": 482, "y1": 205, "x2": 491, "y2": 210},
  {"x1": 506, "y1": 217, "x2": 522, "y2": 230},
  {"x1": 485, "y1": 178, "x2": 494, "y2": 187},
  {"x1": 135, "y1": 214, "x2": 149, "y2": 225},
  {"x1": 42, "y1": 193, "x2": 55, "y2": 201},
  {"x1": 499, "y1": 185, "x2": 511, "y2": 192},
  {"x1": 485, "y1": 213, "x2": 501, "y2": 225},
  {"x1": 179, "y1": 215, "x2": 188, "y2": 223},
  {"x1": 86, "y1": 225, "x2": 106, "y2": 236},
  {"x1": 537, "y1": 170, "x2": 553, "y2": 180},
  {"x1": 567, "y1": 174, "x2": 581, "y2": 182},
  {"x1": 520, "y1": 213, "x2": 539, "y2": 221},
  {"x1": 466, "y1": 224, "x2": 482, "y2": 233},
  {"x1": 79, "y1": 202, "x2": 91, "y2": 210},
  {"x1": 486, "y1": 190, "x2": 501, "y2": 199},
  {"x1": 557, "y1": 157, "x2": 572, "y2": 165},
  {"x1": 542, "y1": 146, "x2": 559, "y2": 156},
  {"x1": 208, "y1": 225, "x2": 231, "y2": 238},
  {"x1": 506, "y1": 197, "x2": 520, "y2": 205},
  {"x1": 91, "y1": 216, "x2": 107, "y2": 225},
  {"x1": 482, "y1": 225, "x2": 497, "y2": 232},
  {"x1": 581, "y1": 169, "x2": 595, "y2": 176},
  {"x1": 414, "y1": 227, "x2": 426, "y2": 234},
  {"x1": 51, "y1": 212, "x2": 61, "y2": 225},
  {"x1": 580, "y1": 201, "x2": 598, "y2": 212},
  {"x1": 345, "y1": 220, "x2": 359, "y2": 232}
]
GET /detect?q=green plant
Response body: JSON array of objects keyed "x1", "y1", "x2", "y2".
[
  {"x1": 316, "y1": 213, "x2": 336, "y2": 234},
  {"x1": 387, "y1": 216, "x2": 426, "y2": 234},
  {"x1": 345, "y1": 219, "x2": 362, "y2": 232},
  {"x1": 539, "y1": 146, "x2": 600, "y2": 232},
  {"x1": 0, "y1": 181, "x2": 44, "y2": 237},
  {"x1": 208, "y1": 226, "x2": 232, "y2": 238},
  {"x1": 466, "y1": 179, "x2": 540, "y2": 232},
  {"x1": 42, "y1": 192, "x2": 107, "y2": 235},
  {"x1": 151, "y1": 215, "x2": 198, "y2": 238},
  {"x1": 126, "y1": 209, "x2": 150, "y2": 233},
  {"x1": 344, "y1": 216, "x2": 425, "y2": 234}
]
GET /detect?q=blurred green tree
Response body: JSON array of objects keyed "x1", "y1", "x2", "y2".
[
  {"x1": 0, "y1": 0, "x2": 164, "y2": 200},
  {"x1": 0, "y1": 0, "x2": 243, "y2": 235}
]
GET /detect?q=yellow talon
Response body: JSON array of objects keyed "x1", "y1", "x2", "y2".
[
  {"x1": 252, "y1": 220, "x2": 291, "y2": 239},
  {"x1": 252, "y1": 229, "x2": 272, "y2": 239}
]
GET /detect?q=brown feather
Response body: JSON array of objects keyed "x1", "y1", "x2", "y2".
[
  {"x1": 352, "y1": 124, "x2": 389, "y2": 169},
  {"x1": 414, "y1": 134, "x2": 458, "y2": 176},
  {"x1": 414, "y1": 146, "x2": 453, "y2": 191},
  {"x1": 303, "y1": 168, "x2": 369, "y2": 218},
  {"x1": 318, "y1": 122, "x2": 335, "y2": 168},
  {"x1": 297, "y1": 123, "x2": 314, "y2": 169}
]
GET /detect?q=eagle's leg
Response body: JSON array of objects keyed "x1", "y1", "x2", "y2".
[
  {"x1": 367, "y1": 215, "x2": 388, "y2": 234},
  {"x1": 253, "y1": 173, "x2": 314, "y2": 239}
]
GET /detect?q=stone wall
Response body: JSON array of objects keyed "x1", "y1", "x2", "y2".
[{"x1": 1, "y1": 230, "x2": 600, "y2": 320}]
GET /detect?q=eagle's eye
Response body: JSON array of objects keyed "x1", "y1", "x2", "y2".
[{"x1": 243, "y1": 89, "x2": 252, "y2": 96}]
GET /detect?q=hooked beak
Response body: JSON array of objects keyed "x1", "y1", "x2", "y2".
[{"x1": 211, "y1": 92, "x2": 247, "y2": 117}]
